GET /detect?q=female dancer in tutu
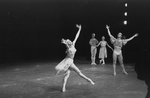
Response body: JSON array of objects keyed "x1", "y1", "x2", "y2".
[
  {"x1": 97, "y1": 36, "x2": 113, "y2": 65},
  {"x1": 106, "y1": 25, "x2": 138, "y2": 76},
  {"x1": 55, "y1": 24, "x2": 95, "y2": 92}
]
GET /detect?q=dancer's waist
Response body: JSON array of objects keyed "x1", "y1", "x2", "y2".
[
  {"x1": 114, "y1": 46, "x2": 122, "y2": 50},
  {"x1": 66, "y1": 55, "x2": 74, "y2": 59}
]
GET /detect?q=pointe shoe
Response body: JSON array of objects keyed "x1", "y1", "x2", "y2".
[
  {"x1": 123, "y1": 70, "x2": 128, "y2": 75},
  {"x1": 91, "y1": 81, "x2": 95, "y2": 85},
  {"x1": 62, "y1": 88, "x2": 66, "y2": 92},
  {"x1": 113, "y1": 72, "x2": 116, "y2": 76},
  {"x1": 87, "y1": 79, "x2": 95, "y2": 85}
]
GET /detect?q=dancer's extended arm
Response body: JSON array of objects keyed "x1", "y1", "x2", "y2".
[
  {"x1": 106, "y1": 25, "x2": 116, "y2": 40},
  {"x1": 125, "y1": 33, "x2": 138, "y2": 42},
  {"x1": 97, "y1": 41, "x2": 101, "y2": 47},
  {"x1": 73, "y1": 24, "x2": 82, "y2": 45},
  {"x1": 123, "y1": 33, "x2": 138, "y2": 45}
]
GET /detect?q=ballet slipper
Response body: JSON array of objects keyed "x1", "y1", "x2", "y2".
[
  {"x1": 62, "y1": 88, "x2": 66, "y2": 92},
  {"x1": 113, "y1": 72, "x2": 116, "y2": 76},
  {"x1": 123, "y1": 70, "x2": 128, "y2": 75}
]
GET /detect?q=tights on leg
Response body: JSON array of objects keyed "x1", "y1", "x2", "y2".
[
  {"x1": 91, "y1": 47, "x2": 97, "y2": 64},
  {"x1": 118, "y1": 54, "x2": 128, "y2": 75},
  {"x1": 113, "y1": 53, "x2": 117, "y2": 76},
  {"x1": 70, "y1": 64, "x2": 95, "y2": 85},
  {"x1": 62, "y1": 70, "x2": 70, "y2": 92}
]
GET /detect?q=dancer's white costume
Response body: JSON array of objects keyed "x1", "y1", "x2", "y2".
[
  {"x1": 99, "y1": 41, "x2": 107, "y2": 59},
  {"x1": 55, "y1": 46, "x2": 76, "y2": 72},
  {"x1": 55, "y1": 24, "x2": 94, "y2": 92}
]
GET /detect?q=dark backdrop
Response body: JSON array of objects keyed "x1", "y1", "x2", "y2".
[{"x1": 0, "y1": 0, "x2": 150, "y2": 64}]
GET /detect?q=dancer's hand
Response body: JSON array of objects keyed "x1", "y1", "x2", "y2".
[
  {"x1": 106, "y1": 25, "x2": 110, "y2": 29},
  {"x1": 134, "y1": 33, "x2": 138, "y2": 37},
  {"x1": 76, "y1": 24, "x2": 81, "y2": 29}
]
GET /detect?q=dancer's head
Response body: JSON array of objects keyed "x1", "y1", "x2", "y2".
[
  {"x1": 102, "y1": 36, "x2": 105, "y2": 40},
  {"x1": 117, "y1": 32, "x2": 122, "y2": 38},
  {"x1": 92, "y1": 33, "x2": 95, "y2": 38},
  {"x1": 66, "y1": 39, "x2": 73, "y2": 47},
  {"x1": 62, "y1": 38, "x2": 73, "y2": 47}
]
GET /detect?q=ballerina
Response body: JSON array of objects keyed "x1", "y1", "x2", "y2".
[
  {"x1": 55, "y1": 24, "x2": 95, "y2": 92},
  {"x1": 97, "y1": 36, "x2": 113, "y2": 65}
]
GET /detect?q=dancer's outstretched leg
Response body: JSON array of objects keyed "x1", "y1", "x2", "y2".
[
  {"x1": 118, "y1": 54, "x2": 128, "y2": 75},
  {"x1": 70, "y1": 64, "x2": 95, "y2": 85},
  {"x1": 62, "y1": 70, "x2": 71, "y2": 92}
]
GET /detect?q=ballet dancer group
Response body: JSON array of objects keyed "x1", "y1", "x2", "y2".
[{"x1": 55, "y1": 24, "x2": 138, "y2": 92}]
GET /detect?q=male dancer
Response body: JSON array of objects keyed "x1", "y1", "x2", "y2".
[
  {"x1": 89, "y1": 33, "x2": 99, "y2": 65},
  {"x1": 106, "y1": 25, "x2": 138, "y2": 76}
]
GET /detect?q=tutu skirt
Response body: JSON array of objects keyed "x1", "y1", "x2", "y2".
[{"x1": 55, "y1": 58, "x2": 73, "y2": 72}]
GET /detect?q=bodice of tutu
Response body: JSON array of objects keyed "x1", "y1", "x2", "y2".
[
  {"x1": 101, "y1": 41, "x2": 107, "y2": 47},
  {"x1": 66, "y1": 46, "x2": 77, "y2": 59}
]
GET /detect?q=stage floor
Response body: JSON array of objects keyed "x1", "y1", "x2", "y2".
[{"x1": 0, "y1": 60, "x2": 147, "y2": 98}]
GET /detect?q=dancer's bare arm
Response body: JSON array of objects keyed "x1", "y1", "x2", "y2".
[
  {"x1": 123, "y1": 33, "x2": 138, "y2": 45},
  {"x1": 73, "y1": 24, "x2": 82, "y2": 45},
  {"x1": 97, "y1": 41, "x2": 101, "y2": 47},
  {"x1": 106, "y1": 25, "x2": 116, "y2": 40},
  {"x1": 106, "y1": 42, "x2": 113, "y2": 51},
  {"x1": 125, "y1": 33, "x2": 138, "y2": 42}
]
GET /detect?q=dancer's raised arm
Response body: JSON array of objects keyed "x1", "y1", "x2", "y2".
[
  {"x1": 125, "y1": 33, "x2": 138, "y2": 42},
  {"x1": 73, "y1": 24, "x2": 82, "y2": 45},
  {"x1": 106, "y1": 25, "x2": 116, "y2": 40},
  {"x1": 123, "y1": 33, "x2": 138, "y2": 45}
]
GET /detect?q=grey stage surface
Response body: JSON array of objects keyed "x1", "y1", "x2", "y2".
[{"x1": 0, "y1": 60, "x2": 147, "y2": 98}]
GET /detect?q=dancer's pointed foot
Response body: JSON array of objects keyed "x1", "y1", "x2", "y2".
[
  {"x1": 62, "y1": 88, "x2": 66, "y2": 92},
  {"x1": 90, "y1": 80, "x2": 95, "y2": 85},
  {"x1": 113, "y1": 72, "x2": 116, "y2": 76},
  {"x1": 123, "y1": 70, "x2": 128, "y2": 75},
  {"x1": 87, "y1": 78, "x2": 95, "y2": 85}
]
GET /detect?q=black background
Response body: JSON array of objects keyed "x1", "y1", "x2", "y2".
[{"x1": 0, "y1": 0, "x2": 150, "y2": 65}]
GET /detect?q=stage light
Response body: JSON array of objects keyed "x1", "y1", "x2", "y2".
[
  {"x1": 125, "y1": 3, "x2": 127, "y2": 7},
  {"x1": 124, "y1": 12, "x2": 127, "y2": 16},
  {"x1": 123, "y1": 20, "x2": 127, "y2": 25}
]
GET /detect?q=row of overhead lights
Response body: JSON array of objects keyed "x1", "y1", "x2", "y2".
[{"x1": 123, "y1": 3, "x2": 127, "y2": 25}]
